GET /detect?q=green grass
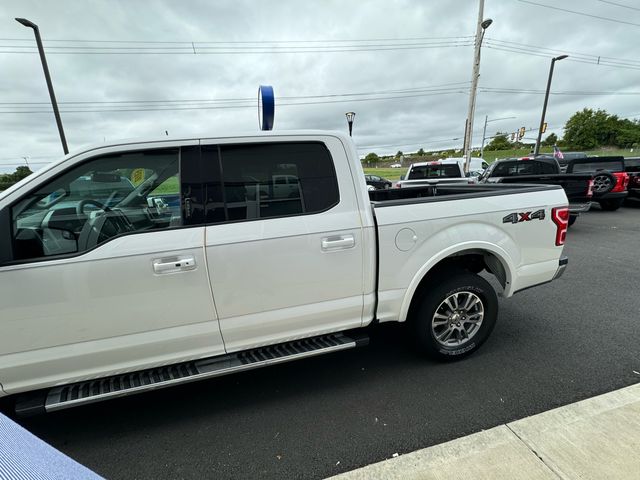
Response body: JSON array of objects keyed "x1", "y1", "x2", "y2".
[
  {"x1": 363, "y1": 167, "x2": 404, "y2": 181},
  {"x1": 151, "y1": 176, "x2": 180, "y2": 194}
]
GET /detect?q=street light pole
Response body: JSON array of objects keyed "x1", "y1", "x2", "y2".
[
  {"x1": 15, "y1": 18, "x2": 69, "y2": 155},
  {"x1": 534, "y1": 54, "x2": 568, "y2": 156},
  {"x1": 463, "y1": 0, "x2": 492, "y2": 173},
  {"x1": 480, "y1": 115, "x2": 517, "y2": 157},
  {"x1": 345, "y1": 112, "x2": 355, "y2": 137}
]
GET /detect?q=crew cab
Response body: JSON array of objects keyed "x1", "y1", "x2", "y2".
[
  {"x1": 0, "y1": 132, "x2": 568, "y2": 415},
  {"x1": 566, "y1": 156, "x2": 629, "y2": 211},
  {"x1": 480, "y1": 156, "x2": 594, "y2": 226},
  {"x1": 395, "y1": 158, "x2": 488, "y2": 188}
]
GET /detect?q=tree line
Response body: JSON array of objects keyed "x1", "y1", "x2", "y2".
[
  {"x1": 485, "y1": 108, "x2": 640, "y2": 152},
  {"x1": 0, "y1": 166, "x2": 32, "y2": 191}
]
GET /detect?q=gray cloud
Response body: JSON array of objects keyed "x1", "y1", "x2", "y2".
[{"x1": 1, "y1": 0, "x2": 639, "y2": 173}]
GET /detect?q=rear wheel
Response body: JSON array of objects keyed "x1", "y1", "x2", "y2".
[
  {"x1": 599, "y1": 198, "x2": 624, "y2": 211},
  {"x1": 411, "y1": 272, "x2": 498, "y2": 361},
  {"x1": 568, "y1": 215, "x2": 577, "y2": 227}
]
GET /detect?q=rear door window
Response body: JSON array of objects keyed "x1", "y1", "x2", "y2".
[{"x1": 214, "y1": 142, "x2": 339, "y2": 222}]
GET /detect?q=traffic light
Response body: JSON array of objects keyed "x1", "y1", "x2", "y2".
[
  {"x1": 541, "y1": 122, "x2": 547, "y2": 133},
  {"x1": 511, "y1": 132, "x2": 516, "y2": 141},
  {"x1": 518, "y1": 127, "x2": 526, "y2": 140}
]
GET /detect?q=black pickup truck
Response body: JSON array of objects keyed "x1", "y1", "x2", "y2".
[{"x1": 479, "y1": 156, "x2": 593, "y2": 226}]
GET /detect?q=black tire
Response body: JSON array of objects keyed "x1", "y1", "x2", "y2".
[
  {"x1": 599, "y1": 198, "x2": 624, "y2": 211},
  {"x1": 592, "y1": 171, "x2": 616, "y2": 195},
  {"x1": 568, "y1": 215, "x2": 577, "y2": 227},
  {"x1": 411, "y1": 272, "x2": 498, "y2": 361}
]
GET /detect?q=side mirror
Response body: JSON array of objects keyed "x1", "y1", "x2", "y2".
[{"x1": 400, "y1": 175, "x2": 405, "y2": 180}]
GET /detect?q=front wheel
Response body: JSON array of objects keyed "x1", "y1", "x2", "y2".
[
  {"x1": 599, "y1": 198, "x2": 624, "y2": 211},
  {"x1": 411, "y1": 272, "x2": 498, "y2": 361}
]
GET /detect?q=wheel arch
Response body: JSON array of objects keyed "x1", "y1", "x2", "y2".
[{"x1": 398, "y1": 243, "x2": 516, "y2": 323}]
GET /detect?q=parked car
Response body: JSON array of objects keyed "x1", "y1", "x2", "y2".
[
  {"x1": 390, "y1": 163, "x2": 403, "y2": 168},
  {"x1": 0, "y1": 131, "x2": 568, "y2": 415},
  {"x1": 479, "y1": 156, "x2": 594, "y2": 226},
  {"x1": 623, "y1": 157, "x2": 640, "y2": 203},
  {"x1": 364, "y1": 174, "x2": 392, "y2": 190},
  {"x1": 566, "y1": 156, "x2": 629, "y2": 211},
  {"x1": 395, "y1": 158, "x2": 487, "y2": 188}
]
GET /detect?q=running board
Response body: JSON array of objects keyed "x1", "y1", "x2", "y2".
[{"x1": 15, "y1": 331, "x2": 368, "y2": 416}]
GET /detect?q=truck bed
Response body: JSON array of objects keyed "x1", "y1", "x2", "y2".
[{"x1": 369, "y1": 183, "x2": 562, "y2": 204}]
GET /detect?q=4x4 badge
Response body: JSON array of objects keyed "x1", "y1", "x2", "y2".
[{"x1": 503, "y1": 209, "x2": 545, "y2": 224}]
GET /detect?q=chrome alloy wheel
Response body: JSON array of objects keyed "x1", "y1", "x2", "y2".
[
  {"x1": 593, "y1": 175, "x2": 612, "y2": 193},
  {"x1": 431, "y1": 291, "x2": 484, "y2": 347}
]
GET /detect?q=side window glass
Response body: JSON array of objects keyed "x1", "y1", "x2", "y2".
[
  {"x1": 538, "y1": 162, "x2": 556, "y2": 174},
  {"x1": 218, "y1": 142, "x2": 339, "y2": 222},
  {"x1": 11, "y1": 148, "x2": 180, "y2": 262}
]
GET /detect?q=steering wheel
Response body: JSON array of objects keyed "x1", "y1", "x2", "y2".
[{"x1": 76, "y1": 199, "x2": 108, "y2": 216}]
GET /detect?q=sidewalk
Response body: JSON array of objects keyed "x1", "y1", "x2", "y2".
[{"x1": 331, "y1": 382, "x2": 640, "y2": 480}]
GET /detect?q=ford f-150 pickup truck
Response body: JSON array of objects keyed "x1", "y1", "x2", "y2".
[{"x1": 0, "y1": 131, "x2": 568, "y2": 415}]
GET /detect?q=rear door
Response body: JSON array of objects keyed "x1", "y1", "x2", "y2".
[
  {"x1": 201, "y1": 137, "x2": 366, "y2": 352},
  {"x1": 0, "y1": 142, "x2": 225, "y2": 393}
]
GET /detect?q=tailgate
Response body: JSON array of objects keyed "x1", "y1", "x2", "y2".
[{"x1": 498, "y1": 174, "x2": 592, "y2": 203}]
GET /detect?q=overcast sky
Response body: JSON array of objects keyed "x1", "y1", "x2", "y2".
[{"x1": 1, "y1": 0, "x2": 639, "y2": 173}]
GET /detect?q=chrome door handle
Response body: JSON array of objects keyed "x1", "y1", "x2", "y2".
[
  {"x1": 321, "y1": 234, "x2": 355, "y2": 251},
  {"x1": 152, "y1": 256, "x2": 196, "y2": 274}
]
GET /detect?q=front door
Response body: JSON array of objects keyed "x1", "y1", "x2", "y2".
[{"x1": 0, "y1": 144, "x2": 225, "y2": 394}]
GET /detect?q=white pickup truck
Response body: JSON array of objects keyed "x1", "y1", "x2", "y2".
[
  {"x1": 395, "y1": 157, "x2": 489, "y2": 188},
  {"x1": 0, "y1": 131, "x2": 569, "y2": 415}
]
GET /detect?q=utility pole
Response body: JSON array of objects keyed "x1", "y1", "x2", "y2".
[{"x1": 463, "y1": 1, "x2": 492, "y2": 173}]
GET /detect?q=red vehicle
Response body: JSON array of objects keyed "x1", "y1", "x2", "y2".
[{"x1": 566, "y1": 157, "x2": 629, "y2": 211}]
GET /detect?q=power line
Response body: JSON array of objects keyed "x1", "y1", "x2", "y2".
[
  {"x1": 0, "y1": 38, "x2": 474, "y2": 55},
  {"x1": 0, "y1": 90, "x2": 471, "y2": 114},
  {"x1": 484, "y1": 43, "x2": 640, "y2": 71},
  {"x1": 595, "y1": 0, "x2": 640, "y2": 12},
  {"x1": 518, "y1": 0, "x2": 640, "y2": 28},
  {"x1": 0, "y1": 81, "x2": 472, "y2": 107},
  {"x1": 486, "y1": 37, "x2": 640, "y2": 65},
  {"x1": 0, "y1": 35, "x2": 474, "y2": 44}
]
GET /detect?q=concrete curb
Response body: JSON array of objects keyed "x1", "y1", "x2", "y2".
[{"x1": 330, "y1": 382, "x2": 640, "y2": 480}]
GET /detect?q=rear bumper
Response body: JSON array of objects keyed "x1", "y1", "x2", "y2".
[
  {"x1": 568, "y1": 202, "x2": 591, "y2": 214},
  {"x1": 553, "y1": 256, "x2": 569, "y2": 280},
  {"x1": 596, "y1": 191, "x2": 628, "y2": 200},
  {"x1": 628, "y1": 188, "x2": 640, "y2": 199},
  {"x1": 513, "y1": 256, "x2": 568, "y2": 294}
]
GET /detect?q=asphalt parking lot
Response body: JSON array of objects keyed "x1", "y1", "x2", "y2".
[{"x1": 11, "y1": 202, "x2": 640, "y2": 480}]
